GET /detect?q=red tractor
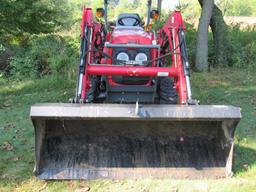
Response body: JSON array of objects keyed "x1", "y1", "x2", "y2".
[
  {"x1": 74, "y1": 1, "x2": 193, "y2": 105},
  {"x1": 30, "y1": 0, "x2": 241, "y2": 180}
]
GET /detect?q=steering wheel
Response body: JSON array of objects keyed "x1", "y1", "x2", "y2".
[{"x1": 117, "y1": 16, "x2": 141, "y2": 26}]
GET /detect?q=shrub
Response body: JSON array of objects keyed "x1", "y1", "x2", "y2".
[
  {"x1": 227, "y1": 26, "x2": 256, "y2": 69},
  {"x1": 184, "y1": 24, "x2": 256, "y2": 70},
  {"x1": 184, "y1": 23, "x2": 198, "y2": 68},
  {"x1": 10, "y1": 34, "x2": 79, "y2": 80},
  {"x1": 0, "y1": 44, "x2": 13, "y2": 76}
]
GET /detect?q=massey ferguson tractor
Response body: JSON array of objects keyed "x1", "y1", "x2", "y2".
[{"x1": 30, "y1": 0, "x2": 241, "y2": 179}]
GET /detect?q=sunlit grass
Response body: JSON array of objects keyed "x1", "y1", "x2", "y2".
[
  {"x1": 2, "y1": 178, "x2": 256, "y2": 192},
  {"x1": 0, "y1": 80, "x2": 34, "y2": 94}
]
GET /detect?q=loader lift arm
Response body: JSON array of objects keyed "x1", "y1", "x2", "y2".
[
  {"x1": 157, "y1": 11, "x2": 195, "y2": 104},
  {"x1": 75, "y1": 6, "x2": 194, "y2": 104},
  {"x1": 74, "y1": 7, "x2": 105, "y2": 103}
]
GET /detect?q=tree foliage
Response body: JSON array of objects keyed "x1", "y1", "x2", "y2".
[
  {"x1": 216, "y1": 0, "x2": 256, "y2": 16},
  {"x1": 0, "y1": 0, "x2": 72, "y2": 41},
  {"x1": 84, "y1": 0, "x2": 157, "y2": 19},
  {"x1": 1, "y1": 0, "x2": 255, "y2": 79},
  {"x1": 9, "y1": 34, "x2": 78, "y2": 79}
]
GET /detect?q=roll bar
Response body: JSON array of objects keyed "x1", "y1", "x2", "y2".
[
  {"x1": 104, "y1": 0, "x2": 108, "y2": 29},
  {"x1": 102, "y1": 0, "x2": 162, "y2": 29}
]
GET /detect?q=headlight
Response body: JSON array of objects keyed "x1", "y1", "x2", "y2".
[
  {"x1": 135, "y1": 53, "x2": 148, "y2": 63},
  {"x1": 117, "y1": 52, "x2": 129, "y2": 62}
]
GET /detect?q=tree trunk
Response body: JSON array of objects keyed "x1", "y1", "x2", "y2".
[
  {"x1": 198, "y1": 0, "x2": 229, "y2": 66},
  {"x1": 157, "y1": 0, "x2": 162, "y2": 16},
  {"x1": 195, "y1": 0, "x2": 214, "y2": 71},
  {"x1": 210, "y1": 5, "x2": 229, "y2": 66}
]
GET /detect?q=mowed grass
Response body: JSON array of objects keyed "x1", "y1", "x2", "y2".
[{"x1": 0, "y1": 68, "x2": 256, "y2": 192}]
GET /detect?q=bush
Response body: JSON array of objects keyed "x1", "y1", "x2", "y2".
[
  {"x1": 0, "y1": 44, "x2": 13, "y2": 76},
  {"x1": 184, "y1": 23, "x2": 198, "y2": 68},
  {"x1": 183, "y1": 24, "x2": 256, "y2": 70},
  {"x1": 10, "y1": 34, "x2": 79, "y2": 80},
  {"x1": 227, "y1": 26, "x2": 256, "y2": 69}
]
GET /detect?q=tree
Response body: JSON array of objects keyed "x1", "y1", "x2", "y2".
[
  {"x1": 157, "y1": 0, "x2": 162, "y2": 16},
  {"x1": 0, "y1": 0, "x2": 72, "y2": 41},
  {"x1": 195, "y1": 0, "x2": 214, "y2": 71},
  {"x1": 210, "y1": 4, "x2": 229, "y2": 66},
  {"x1": 198, "y1": 0, "x2": 229, "y2": 67}
]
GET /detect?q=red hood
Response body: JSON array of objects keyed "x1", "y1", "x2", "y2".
[{"x1": 111, "y1": 28, "x2": 153, "y2": 44}]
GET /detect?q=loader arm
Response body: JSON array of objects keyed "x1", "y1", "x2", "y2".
[
  {"x1": 75, "y1": 7, "x2": 105, "y2": 103},
  {"x1": 158, "y1": 11, "x2": 190, "y2": 104}
]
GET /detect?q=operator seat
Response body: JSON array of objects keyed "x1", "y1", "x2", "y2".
[{"x1": 116, "y1": 13, "x2": 141, "y2": 27}]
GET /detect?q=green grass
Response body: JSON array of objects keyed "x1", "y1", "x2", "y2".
[{"x1": 0, "y1": 68, "x2": 256, "y2": 192}]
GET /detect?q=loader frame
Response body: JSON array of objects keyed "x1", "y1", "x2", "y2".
[{"x1": 75, "y1": 5, "x2": 193, "y2": 104}]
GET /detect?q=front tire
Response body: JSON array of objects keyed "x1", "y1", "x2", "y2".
[
  {"x1": 158, "y1": 77, "x2": 178, "y2": 104},
  {"x1": 85, "y1": 76, "x2": 98, "y2": 103}
]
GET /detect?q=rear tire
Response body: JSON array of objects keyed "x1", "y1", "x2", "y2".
[{"x1": 159, "y1": 77, "x2": 178, "y2": 104}]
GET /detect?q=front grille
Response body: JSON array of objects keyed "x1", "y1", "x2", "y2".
[{"x1": 112, "y1": 47, "x2": 151, "y2": 66}]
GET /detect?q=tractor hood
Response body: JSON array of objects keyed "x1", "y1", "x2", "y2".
[{"x1": 111, "y1": 27, "x2": 153, "y2": 44}]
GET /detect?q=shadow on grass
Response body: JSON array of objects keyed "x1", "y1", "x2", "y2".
[{"x1": 233, "y1": 144, "x2": 256, "y2": 175}]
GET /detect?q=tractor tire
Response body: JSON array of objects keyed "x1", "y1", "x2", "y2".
[
  {"x1": 159, "y1": 77, "x2": 178, "y2": 104},
  {"x1": 86, "y1": 76, "x2": 97, "y2": 103}
]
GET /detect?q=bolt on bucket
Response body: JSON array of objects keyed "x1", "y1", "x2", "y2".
[{"x1": 30, "y1": 103, "x2": 241, "y2": 180}]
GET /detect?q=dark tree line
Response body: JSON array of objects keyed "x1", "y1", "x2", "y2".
[
  {"x1": 0, "y1": 0, "x2": 71, "y2": 42},
  {"x1": 0, "y1": 0, "x2": 232, "y2": 73}
]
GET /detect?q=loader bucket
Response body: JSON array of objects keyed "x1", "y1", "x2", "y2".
[{"x1": 30, "y1": 103, "x2": 241, "y2": 179}]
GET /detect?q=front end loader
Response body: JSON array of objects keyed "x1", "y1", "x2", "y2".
[{"x1": 30, "y1": 0, "x2": 241, "y2": 179}]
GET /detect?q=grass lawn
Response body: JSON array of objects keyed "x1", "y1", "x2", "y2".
[{"x1": 0, "y1": 68, "x2": 255, "y2": 192}]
